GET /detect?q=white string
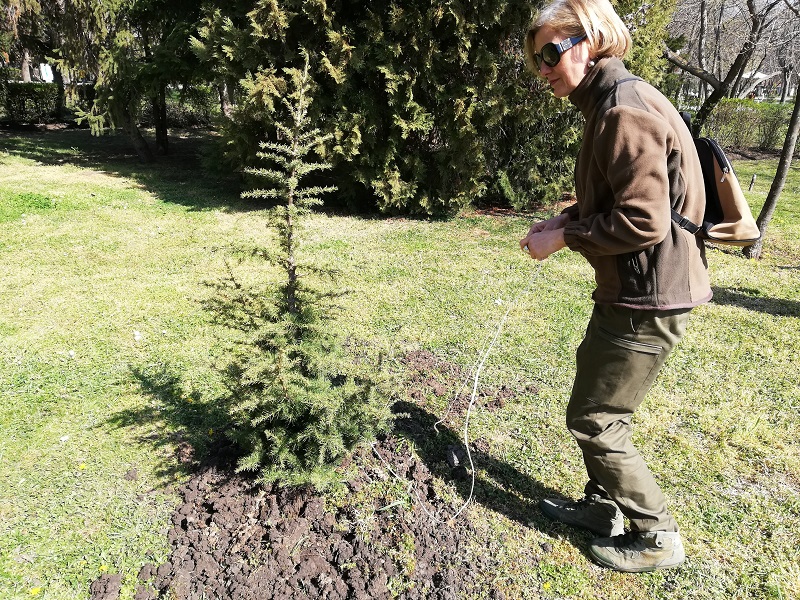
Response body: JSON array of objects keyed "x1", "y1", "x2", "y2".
[{"x1": 373, "y1": 259, "x2": 546, "y2": 522}]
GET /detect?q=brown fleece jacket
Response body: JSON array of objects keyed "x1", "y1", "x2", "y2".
[{"x1": 563, "y1": 57, "x2": 712, "y2": 309}]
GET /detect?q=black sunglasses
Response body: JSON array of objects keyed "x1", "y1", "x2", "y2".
[{"x1": 532, "y1": 35, "x2": 586, "y2": 70}]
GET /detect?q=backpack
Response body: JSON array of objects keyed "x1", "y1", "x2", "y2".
[{"x1": 672, "y1": 112, "x2": 761, "y2": 246}]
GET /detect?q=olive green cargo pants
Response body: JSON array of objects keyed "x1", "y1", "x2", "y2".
[{"x1": 567, "y1": 303, "x2": 691, "y2": 533}]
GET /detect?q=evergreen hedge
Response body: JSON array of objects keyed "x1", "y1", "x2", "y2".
[
  {"x1": 2, "y1": 82, "x2": 60, "y2": 123},
  {"x1": 193, "y1": 0, "x2": 675, "y2": 215},
  {"x1": 193, "y1": 1, "x2": 579, "y2": 215}
]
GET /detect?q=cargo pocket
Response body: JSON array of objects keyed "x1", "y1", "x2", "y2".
[{"x1": 573, "y1": 323, "x2": 664, "y2": 414}]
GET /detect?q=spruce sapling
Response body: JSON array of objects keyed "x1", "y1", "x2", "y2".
[{"x1": 221, "y1": 52, "x2": 391, "y2": 490}]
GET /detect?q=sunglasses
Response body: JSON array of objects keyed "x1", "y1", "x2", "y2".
[{"x1": 532, "y1": 35, "x2": 586, "y2": 70}]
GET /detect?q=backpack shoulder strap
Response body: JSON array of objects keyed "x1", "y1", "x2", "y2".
[
  {"x1": 671, "y1": 209, "x2": 702, "y2": 234},
  {"x1": 672, "y1": 112, "x2": 703, "y2": 235}
]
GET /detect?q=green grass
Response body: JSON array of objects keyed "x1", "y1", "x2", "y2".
[{"x1": 1, "y1": 129, "x2": 798, "y2": 599}]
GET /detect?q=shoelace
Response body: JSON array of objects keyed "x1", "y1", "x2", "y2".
[{"x1": 613, "y1": 531, "x2": 640, "y2": 548}]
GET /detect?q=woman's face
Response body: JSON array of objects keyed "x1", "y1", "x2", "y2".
[{"x1": 533, "y1": 25, "x2": 592, "y2": 98}]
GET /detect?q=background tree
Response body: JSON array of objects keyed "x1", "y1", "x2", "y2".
[
  {"x1": 665, "y1": 0, "x2": 792, "y2": 134},
  {"x1": 618, "y1": 0, "x2": 678, "y2": 85},
  {"x1": 59, "y1": 0, "x2": 202, "y2": 160},
  {"x1": 1, "y1": 0, "x2": 81, "y2": 119},
  {"x1": 127, "y1": 0, "x2": 204, "y2": 154},
  {"x1": 0, "y1": 0, "x2": 35, "y2": 81},
  {"x1": 743, "y1": 0, "x2": 800, "y2": 259}
]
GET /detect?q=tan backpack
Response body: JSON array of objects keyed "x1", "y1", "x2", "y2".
[{"x1": 673, "y1": 113, "x2": 761, "y2": 246}]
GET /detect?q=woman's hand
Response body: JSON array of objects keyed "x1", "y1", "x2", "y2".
[
  {"x1": 520, "y1": 213, "x2": 570, "y2": 260},
  {"x1": 523, "y1": 212, "x2": 571, "y2": 236}
]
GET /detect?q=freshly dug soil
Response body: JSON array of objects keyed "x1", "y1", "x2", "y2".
[
  {"x1": 129, "y1": 433, "x2": 506, "y2": 600},
  {"x1": 95, "y1": 350, "x2": 537, "y2": 599}
]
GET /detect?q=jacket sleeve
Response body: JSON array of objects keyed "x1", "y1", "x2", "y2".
[
  {"x1": 560, "y1": 203, "x2": 580, "y2": 220},
  {"x1": 563, "y1": 105, "x2": 675, "y2": 256}
]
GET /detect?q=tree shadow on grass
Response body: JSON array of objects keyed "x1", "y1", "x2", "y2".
[
  {"x1": 711, "y1": 286, "x2": 800, "y2": 318},
  {"x1": 391, "y1": 399, "x2": 592, "y2": 547},
  {"x1": 0, "y1": 127, "x2": 440, "y2": 222},
  {"x1": 0, "y1": 127, "x2": 252, "y2": 213},
  {"x1": 104, "y1": 363, "x2": 236, "y2": 481},
  {"x1": 108, "y1": 362, "x2": 589, "y2": 545}
]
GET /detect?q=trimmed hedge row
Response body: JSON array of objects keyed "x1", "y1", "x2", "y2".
[
  {"x1": 704, "y1": 98, "x2": 793, "y2": 150},
  {"x1": 1, "y1": 82, "x2": 60, "y2": 123}
]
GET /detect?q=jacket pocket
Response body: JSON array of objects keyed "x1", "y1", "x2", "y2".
[{"x1": 619, "y1": 247, "x2": 655, "y2": 301}]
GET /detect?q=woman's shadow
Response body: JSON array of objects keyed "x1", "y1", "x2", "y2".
[{"x1": 392, "y1": 399, "x2": 593, "y2": 546}]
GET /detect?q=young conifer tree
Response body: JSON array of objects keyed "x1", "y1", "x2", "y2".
[{"x1": 223, "y1": 51, "x2": 391, "y2": 490}]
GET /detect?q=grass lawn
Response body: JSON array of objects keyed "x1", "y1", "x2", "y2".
[{"x1": 1, "y1": 128, "x2": 798, "y2": 600}]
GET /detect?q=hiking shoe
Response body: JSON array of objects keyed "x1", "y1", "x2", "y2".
[
  {"x1": 539, "y1": 494, "x2": 624, "y2": 537},
  {"x1": 589, "y1": 530, "x2": 685, "y2": 572}
]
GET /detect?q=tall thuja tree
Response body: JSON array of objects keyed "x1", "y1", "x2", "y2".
[
  {"x1": 194, "y1": 0, "x2": 682, "y2": 215},
  {"x1": 218, "y1": 53, "x2": 391, "y2": 489},
  {"x1": 192, "y1": 1, "x2": 571, "y2": 214},
  {"x1": 617, "y1": 0, "x2": 677, "y2": 85},
  {"x1": 481, "y1": 28, "x2": 583, "y2": 209}
]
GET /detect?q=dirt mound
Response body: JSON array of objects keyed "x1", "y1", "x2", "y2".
[
  {"x1": 128, "y1": 434, "x2": 505, "y2": 600},
  {"x1": 93, "y1": 349, "x2": 541, "y2": 599}
]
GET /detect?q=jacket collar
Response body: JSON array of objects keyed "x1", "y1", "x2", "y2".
[{"x1": 568, "y1": 57, "x2": 633, "y2": 117}]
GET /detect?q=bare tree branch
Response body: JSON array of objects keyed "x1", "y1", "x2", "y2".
[{"x1": 663, "y1": 45, "x2": 722, "y2": 88}]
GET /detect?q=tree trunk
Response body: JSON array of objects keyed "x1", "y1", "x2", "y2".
[
  {"x1": 120, "y1": 103, "x2": 154, "y2": 163},
  {"x1": 743, "y1": 86, "x2": 800, "y2": 259},
  {"x1": 714, "y1": 3, "x2": 723, "y2": 82},
  {"x1": 698, "y1": 0, "x2": 709, "y2": 100},
  {"x1": 692, "y1": 85, "x2": 729, "y2": 136},
  {"x1": 52, "y1": 66, "x2": 67, "y2": 119},
  {"x1": 153, "y1": 84, "x2": 169, "y2": 155},
  {"x1": 21, "y1": 48, "x2": 32, "y2": 82},
  {"x1": 780, "y1": 68, "x2": 792, "y2": 103},
  {"x1": 217, "y1": 81, "x2": 233, "y2": 118}
]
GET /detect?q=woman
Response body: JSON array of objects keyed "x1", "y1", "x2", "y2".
[{"x1": 519, "y1": 0, "x2": 711, "y2": 573}]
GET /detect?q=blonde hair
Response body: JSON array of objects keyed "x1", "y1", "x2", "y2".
[{"x1": 524, "y1": 0, "x2": 631, "y2": 72}]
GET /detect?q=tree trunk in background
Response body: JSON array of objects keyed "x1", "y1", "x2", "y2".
[
  {"x1": 153, "y1": 84, "x2": 169, "y2": 155},
  {"x1": 52, "y1": 66, "x2": 67, "y2": 119},
  {"x1": 779, "y1": 68, "x2": 792, "y2": 103},
  {"x1": 698, "y1": 0, "x2": 709, "y2": 100},
  {"x1": 217, "y1": 82, "x2": 233, "y2": 118},
  {"x1": 119, "y1": 102, "x2": 154, "y2": 163},
  {"x1": 743, "y1": 87, "x2": 800, "y2": 259},
  {"x1": 21, "y1": 48, "x2": 32, "y2": 82}
]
